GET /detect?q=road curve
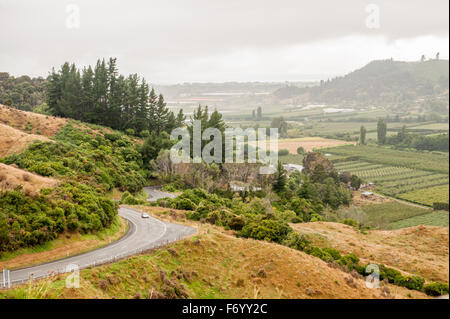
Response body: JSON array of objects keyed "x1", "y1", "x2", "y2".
[
  {"x1": 144, "y1": 186, "x2": 178, "y2": 202},
  {"x1": 6, "y1": 206, "x2": 196, "y2": 285}
]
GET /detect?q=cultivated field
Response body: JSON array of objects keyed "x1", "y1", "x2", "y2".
[
  {"x1": 324, "y1": 144, "x2": 449, "y2": 173},
  {"x1": 277, "y1": 137, "x2": 355, "y2": 154},
  {"x1": 357, "y1": 201, "x2": 440, "y2": 228},
  {"x1": 333, "y1": 160, "x2": 449, "y2": 205},
  {"x1": 389, "y1": 211, "x2": 449, "y2": 229},
  {"x1": 325, "y1": 145, "x2": 449, "y2": 206},
  {"x1": 398, "y1": 185, "x2": 450, "y2": 206}
]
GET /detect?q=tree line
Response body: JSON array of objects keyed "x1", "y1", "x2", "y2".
[
  {"x1": 358, "y1": 119, "x2": 448, "y2": 152},
  {"x1": 46, "y1": 58, "x2": 185, "y2": 135}
]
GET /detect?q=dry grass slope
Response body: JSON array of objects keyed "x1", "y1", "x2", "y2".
[
  {"x1": 0, "y1": 123, "x2": 52, "y2": 157},
  {"x1": 0, "y1": 104, "x2": 67, "y2": 136},
  {"x1": 0, "y1": 163, "x2": 58, "y2": 195},
  {"x1": 292, "y1": 222, "x2": 449, "y2": 283}
]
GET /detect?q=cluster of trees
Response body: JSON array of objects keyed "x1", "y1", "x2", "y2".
[
  {"x1": 0, "y1": 72, "x2": 46, "y2": 111},
  {"x1": 46, "y1": 58, "x2": 185, "y2": 135},
  {"x1": 376, "y1": 120, "x2": 448, "y2": 152},
  {"x1": 270, "y1": 116, "x2": 288, "y2": 137},
  {"x1": 386, "y1": 127, "x2": 449, "y2": 152},
  {"x1": 251, "y1": 107, "x2": 263, "y2": 121}
]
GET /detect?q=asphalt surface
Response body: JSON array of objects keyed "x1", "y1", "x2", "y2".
[
  {"x1": 144, "y1": 186, "x2": 178, "y2": 202},
  {"x1": 5, "y1": 205, "x2": 195, "y2": 285}
]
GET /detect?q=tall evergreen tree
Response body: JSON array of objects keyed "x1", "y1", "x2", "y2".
[
  {"x1": 377, "y1": 119, "x2": 387, "y2": 145},
  {"x1": 359, "y1": 125, "x2": 367, "y2": 145},
  {"x1": 154, "y1": 94, "x2": 170, "y2": 134}
]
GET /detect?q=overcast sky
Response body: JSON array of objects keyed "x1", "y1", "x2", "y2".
[{"x1": 0, "y1": 0, "x2": 448, "y2": 83}]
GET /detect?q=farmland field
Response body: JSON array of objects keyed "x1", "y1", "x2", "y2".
[
  {"x1": 359, "y1": 201, "x2": 433, "y2": 228},
  {"x1": 397, "y1": 185, "x2": 450, "y2": 206},
  {"x1": 389, "y1": 210, "x2": 449, "y2": 229},
  {"x1": 277, "y1": 137, "x2": 355, "y2": 154},
  {"x1": 323, "y1": 144, "x2": 449, "y2": 173},
  {"x1": 327, "y1": 145, "x2": 449, "y2": 206},
  {"x1": 408, "y1": 123, "x2": 449, "y2": 131}
]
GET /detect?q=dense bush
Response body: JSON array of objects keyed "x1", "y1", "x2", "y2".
[
  {"x1": 278, "y1": 149, "x2": 289, "y2": 156},
  {"x1": 0, "y1": 183, "x2": 117, "y2": 254},
  {"x1": 1, "y1": 124, "x2": 147, "y2": 193},
  {"x1": 239, "y1": 219, "x2": 292, "y2": 243},
  {"x1": 282, "y1": 232, "x2": 310, "y2": 251},
  {"x1": 394, "y1": 275, "x2": 425, "y2": 291},
  {"x1": 424, "y1": 282, "x2": 449, "y2": 296},
  {"x1": 0, "y1": 124, "x2": 148, "y2": 254},
  {"x1": 433, "y1": 202, "x2": 449, "y2": 211}
]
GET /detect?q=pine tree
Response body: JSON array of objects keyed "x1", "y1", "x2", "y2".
[
  {"x1": 46, "y1": 68, "x2": 62, "y2": 116},
  {"x1": 273, "y1": 161, "x2": 287, "y2": 192},
  {"x1": 154, "y1": 94, "x2": 169, "y2": 134},
  {"x1": 175, "y1": 109, "x2": 186, "y2": 127},
  {"x1": 81, "y1": 66, "x2": 94, "y2": 122},
  {"x1": 59, "y1": 64, "x2": 82, "y2": 119}
]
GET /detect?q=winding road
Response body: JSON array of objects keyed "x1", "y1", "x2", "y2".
[
  {"x1": 4, "y1": 192, "x2": 195, "y2": 286},
  {"x1": 144, "y1": 186, "x2": 178, "y2": 202}
]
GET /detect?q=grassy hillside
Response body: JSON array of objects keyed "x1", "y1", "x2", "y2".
[
  {"x1": 0, "y1": 106, "x2": 147, "y2": 255},
  {"x1": 0, "y1": 212, "x2": 429, "y2": 299},
  {"x1": 274, "y1": 59, "x2": 449, "y2": 107},
  {"x1": 292, "y1": 222, "x2": 449, "y2": 284}
]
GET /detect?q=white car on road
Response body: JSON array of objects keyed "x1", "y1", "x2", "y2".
[{"x1": 141, "y1": 213, "x2": 150, "y2": 218}]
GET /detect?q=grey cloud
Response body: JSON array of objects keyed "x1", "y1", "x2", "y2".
[{"x1": 0, "y1": 0, "x2": 448, "y2": 82}]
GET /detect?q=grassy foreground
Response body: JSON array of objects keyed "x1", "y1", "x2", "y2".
[{"x1": 0, "y1": 208, "x2": 429, "y2": 299}]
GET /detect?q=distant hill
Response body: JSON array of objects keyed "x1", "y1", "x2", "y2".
[{"x1": 274, "y1": 59, "x2": 449, "y2": 107}]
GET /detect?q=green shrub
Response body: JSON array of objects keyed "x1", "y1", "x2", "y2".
[
  {"x1": 278, "y1": 149, "x2": 289, "y2": 156},
  {"x1": 424, "y1": 282, "x2": 449, "y2": 296},
  {"x1": 228, "y1": 216, "x2": 246, "y2": 231},
  {"x1": 239, "y1": 219, "x2": 292, "y2": 243},
  {"x1": 322, "y1": 247, "x2": 342, "y2": 260},
  {"x1": 394, "y1": 275, "x2": 425, "y2": 291},
  {"x1": 291, "y1": 216, "x2": 303, "y2": 223},
  {"x1": 0, "y1": 182, "x2": 117, "y2": 254},
  {"x1": 175, "y1": 198, "x2": 197, "y2": 211},
  {"x1": 305, "y1": 246, "x2": 334, "y2": 262},
  {"x1": 433, "y1": 202, "x2": 449, "y2": 211},
  {"x1": 282, "y1": 232, "x2": 310, "y2": 251},
  {"x1": 340, "y1": 218, "x2": 358, "y2": 227}
]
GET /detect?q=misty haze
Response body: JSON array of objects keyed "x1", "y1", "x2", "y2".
[{"x1": 0, "y1": 0, "x2": 448, "y2": 307}]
